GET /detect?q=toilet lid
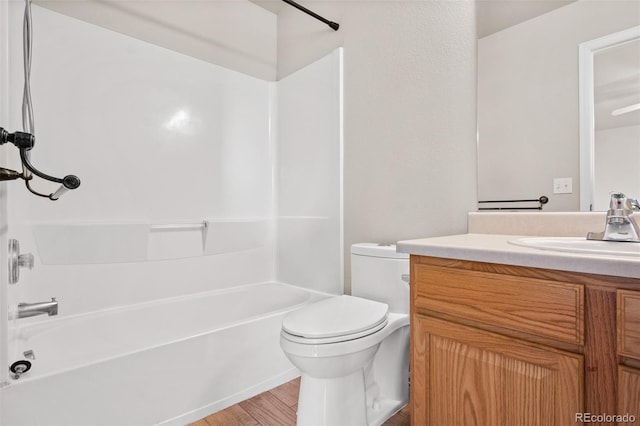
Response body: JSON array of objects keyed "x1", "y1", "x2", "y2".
[{"x1": 282, "y1": 295, "x2": 389, "y2": 340}]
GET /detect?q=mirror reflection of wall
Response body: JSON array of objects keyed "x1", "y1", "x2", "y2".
[
  {"x1": 477, "y1": 0, "x2": 640, "y2": 212},
  {"x1": 593, "y1": 40, "x2": 640, "y2": 211}
]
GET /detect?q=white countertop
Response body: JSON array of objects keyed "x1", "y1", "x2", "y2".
[{"x1": 397, "y1": 233, "x2": 640, "y2": 279}]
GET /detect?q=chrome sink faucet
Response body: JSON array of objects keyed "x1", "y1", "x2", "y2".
[
  {"x1": 587, "y1": 192, "x2": 640, "y2": 242},
  {"x1": 11, "y1": 298, "x2": 58, "y2": 319}
]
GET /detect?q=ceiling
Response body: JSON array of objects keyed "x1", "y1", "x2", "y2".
[
  {"x1": 248, "y1": 0, "x2": 577, "y2": 39},
  {"x1": 249, "y1": 0, "x2": 284, "y2": 15},
  {"x1": 33, "y1": 0, "x2": 279, "y2": 80},
  {"x1": 32, "y1": 0, "x2": 580, "y2": 70},
  {"x1": 476, "y1": 0, "x2": 576, "y2": 38}
]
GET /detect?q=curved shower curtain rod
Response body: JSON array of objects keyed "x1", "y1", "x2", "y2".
[{"x1": 281, "y1": 0, "x2": 340, "y2": 31}]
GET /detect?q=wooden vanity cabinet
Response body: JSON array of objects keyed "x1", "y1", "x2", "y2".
[{"x1": 410, "y1": 255, "x2": 640, "y2": 426}]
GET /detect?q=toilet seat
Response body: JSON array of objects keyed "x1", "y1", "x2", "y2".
[
  {"x1": 280, "y1": 312, "x2": 409, "y2": 359},
  {"x1": 281, "y1": 295, "x2": 389, "y2": 345},
  {"x1": 281, "y1": 318, "x2": 388, "y2": 345}
]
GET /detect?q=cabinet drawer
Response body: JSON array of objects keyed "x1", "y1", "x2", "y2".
[
  {"x1": 618, "y1": 290, "x2": 640, "y2": 360},
  {"x1": 413, "y1": 264, "x2": 585, "y2": 345}
]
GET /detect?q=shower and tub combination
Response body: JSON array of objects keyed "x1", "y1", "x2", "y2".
[
  {"x1": 4, "y1": 283, "x2": 328, "y2": 425},
  {"x1": 0, "y1": 3, "x2": 343, "y2": 425}
]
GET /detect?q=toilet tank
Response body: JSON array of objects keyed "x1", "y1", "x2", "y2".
[{"x1": 350, "y1": 243, "x2": 409, "y2": 314}]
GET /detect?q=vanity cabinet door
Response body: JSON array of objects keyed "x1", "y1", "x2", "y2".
[
  {"x1": 618, "y1": 290, "x2": 640, "y2": 360},
  {"x1": 411, "y1": 315, "x2": 584, "y2": 426},
  {"x1": 618, "y1": 366, "x2": 640, "y2": 421},
  {"x1": 617, "y1": 291, "x2": 640, "y2": 422}
]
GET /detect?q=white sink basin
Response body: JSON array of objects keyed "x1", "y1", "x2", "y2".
[{"x1": 508, "y1": 237, "x2": 640, "y2": 257}]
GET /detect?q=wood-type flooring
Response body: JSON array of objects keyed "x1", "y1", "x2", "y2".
[{"x1": 188, "y1": 377, "x2": 410, "y2": 426}]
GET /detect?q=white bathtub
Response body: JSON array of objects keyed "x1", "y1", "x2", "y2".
[{"x1": 1, "y1": 282, "x2": 325, "y2": 426}]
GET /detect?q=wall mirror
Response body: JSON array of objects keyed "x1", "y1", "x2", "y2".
[
  {"x1": 579, "y1": 26, "x2": 640, "y2": 211},
  {"x1": 477, "y1": 1, "x2": 640, "y2": 212}
]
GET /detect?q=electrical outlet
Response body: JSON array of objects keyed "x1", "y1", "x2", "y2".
[{"x1": 553, "y1": 178, "x2": 573, "y2": 194}]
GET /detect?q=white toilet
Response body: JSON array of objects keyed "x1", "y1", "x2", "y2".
[{"x1": 280, "y1": 243, "x2": 410, "y2": 426}]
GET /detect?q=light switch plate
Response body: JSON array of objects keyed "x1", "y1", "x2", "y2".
[{"x1": 553, "y1": 177, "x2": 573, "y2": 194}]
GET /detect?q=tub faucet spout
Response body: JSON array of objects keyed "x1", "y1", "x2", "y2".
[
  {"x1": 12, "y1": 298, "x2": 58, "y2": 319},
  {"x1": 587, "y1": 193, "x2": 640, "y2": 242}
]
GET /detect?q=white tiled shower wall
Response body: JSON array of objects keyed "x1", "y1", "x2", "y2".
[{"x1": 4, "y1": 4, "x2": 342, "y2": 317}]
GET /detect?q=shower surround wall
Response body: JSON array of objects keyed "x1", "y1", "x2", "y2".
[
  {"x1": 6, "y1": 4, "x2": 276, "y2": 315},
  {"x1": 1, "y1": 4, "x2": 342, "y2": 425},
  {"x1": 277, "y1": 49, "x2": 343, "y2": 293}
]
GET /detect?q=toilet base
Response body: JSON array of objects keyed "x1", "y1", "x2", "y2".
[
  {"x1": 296, "y1": 371, "x2": 406, "y2": 426},
  {"x1": 365, "y1": 398, "x2": 406, "y2": 426},
  {"x1": 297, "y1": 369, "x2": 368, "y2": 426}
]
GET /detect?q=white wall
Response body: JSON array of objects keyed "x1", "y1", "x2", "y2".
[
  {"x1": 276, "y1": 48, "x2": 343, "y2": 295},
  {"x1": 594, "y1": 124, "x2": 640, "y2": 210},
  {"x1": 478, "y1": 0, "x2": 640, "y2": 211},
  {"x1": 277, "y1": 1, "x2": 478, "y2": 291},
  {"x1": 6, "y1": 5, "x2": 275, "y2": 316}
]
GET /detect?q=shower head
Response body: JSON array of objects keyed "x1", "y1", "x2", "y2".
[{"x1": 50, "y1": 175, "x2": 81, "y2": 200}]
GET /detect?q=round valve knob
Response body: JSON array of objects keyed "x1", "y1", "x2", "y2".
[
  {"x1": 18, "y1": 252, "x2": 34, "y2": 269},
  {"x1": 8, "y1": 239, "x2": 34, "y2": 285}
]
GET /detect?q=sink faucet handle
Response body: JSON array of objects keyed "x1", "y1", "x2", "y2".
[
  {"x1": 609, "y1": 192, "x2": 639, "y2": 211},
  {"x1": 610, "y1": 192, "x2": 626, "y2": 209},
  {"x1": 589, "y1": 193, "x2": 640, "y2": 242}
]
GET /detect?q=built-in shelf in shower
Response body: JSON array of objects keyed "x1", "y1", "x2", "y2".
[{"x1": 31, "y1": 220, "x2": 269, "y2": 265}]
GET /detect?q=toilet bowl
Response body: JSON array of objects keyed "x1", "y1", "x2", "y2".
[{"x1": 279, "y1": 243, "x2": 410, "y2": 426}]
